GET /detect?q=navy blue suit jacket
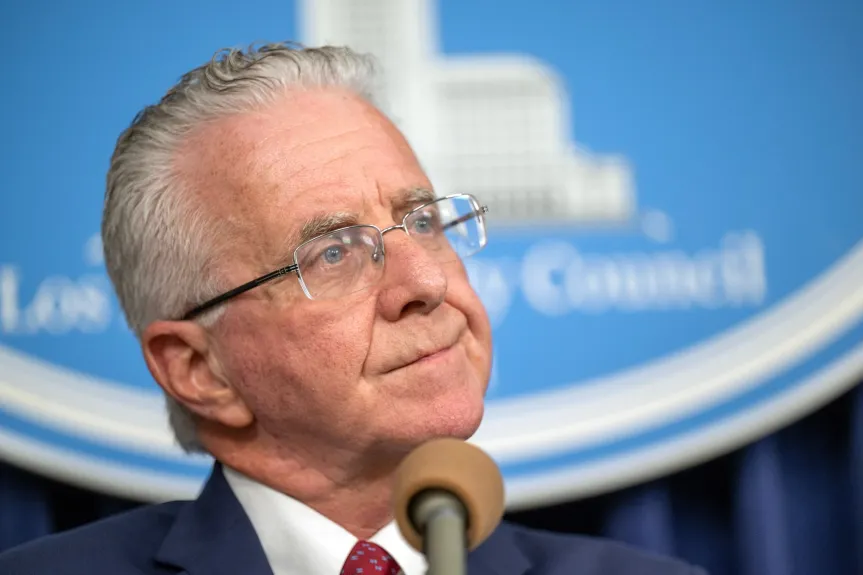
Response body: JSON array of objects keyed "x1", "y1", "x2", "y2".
[{"x1": 0, "y1": 465, "x2": 706, "y2": 575}]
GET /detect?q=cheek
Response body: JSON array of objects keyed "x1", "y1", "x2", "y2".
[
  {"x1": 447, "y1": 275, "x2": 493, "y2": 371},
  {"x1": 218, "y1": 302, "x2": 377, "y2": 411},
  {"x1": 297, "y1": 315, "x2": 373, "y2": 381},
  {"x1": 448, "y1": 263, "x2": 491, "y2": 332}
]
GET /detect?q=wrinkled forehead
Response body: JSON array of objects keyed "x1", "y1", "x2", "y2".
[{"x1": 176, "y1": 88, "x2": 434, "y2": 258}]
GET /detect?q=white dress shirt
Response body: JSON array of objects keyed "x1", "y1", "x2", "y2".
[{"x1": 224, "y1": 466, "x2": 427, "y2": 575}]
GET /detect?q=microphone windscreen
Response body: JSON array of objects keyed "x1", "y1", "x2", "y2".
[{"x1": 393, "y1": 438, "x2": 505, "y2": 552}]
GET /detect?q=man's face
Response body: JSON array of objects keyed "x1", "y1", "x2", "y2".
[{"x1": 179, "y1": 89, "x2": 492, "y2": 455}]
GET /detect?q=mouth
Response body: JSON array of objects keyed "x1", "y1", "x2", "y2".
[
  {"x1": 385, "y1": 341, "x2": 460, "y2": 374},
  {"x1": 413, "y1": 345, "x2": 455, "y2": 365}
]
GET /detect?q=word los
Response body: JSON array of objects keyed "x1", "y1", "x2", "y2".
[{"x1": 0, "y1": 267, "x2": 115, "y2": 335}]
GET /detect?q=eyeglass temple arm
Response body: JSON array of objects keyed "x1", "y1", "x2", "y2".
[
  {"x1": 441, "y1": 205, "x2": 488, "y2": 231},
  {"x1": 182, "y1": 263, "x2": 299, "y2": 320}
]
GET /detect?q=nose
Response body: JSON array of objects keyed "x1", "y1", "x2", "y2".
[{"x1": 376, "y1": 227, "x2": 448, "y2": 321}]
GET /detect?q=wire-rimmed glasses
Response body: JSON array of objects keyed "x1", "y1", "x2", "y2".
[{"x1": 181, "y1": 193, "x2": 489, "y2": 320}]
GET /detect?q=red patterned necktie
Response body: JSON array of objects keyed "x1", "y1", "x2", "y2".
[{"x1": 340, "y1": 540, "x2": 402, "y2": 575}]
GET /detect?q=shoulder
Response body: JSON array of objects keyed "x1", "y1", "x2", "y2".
[
  {"x1": 0, "y1": 500, "x2": 186, "y2": 575},
  {"x1": 499, "y1": 522, "x2": 707, "y2": 575}
]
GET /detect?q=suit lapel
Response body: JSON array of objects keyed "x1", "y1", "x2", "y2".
[
  {"x1": 154, "y1": 463, "x2": 274, "y2": 575},
  {"x1": 153, "y1": 464, "x2": 530, "y2": 575},
  {"x1": 468, "y1": 523, "x2": 531, "y2": 575}
]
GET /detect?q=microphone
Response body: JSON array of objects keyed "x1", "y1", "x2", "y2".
[{"x1": 393, "y1": 438, "x2": 505, "y2": 575}]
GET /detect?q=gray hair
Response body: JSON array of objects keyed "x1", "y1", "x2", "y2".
[{"x1": 101, "y1": 43, "x2": 380, "y2": 453}]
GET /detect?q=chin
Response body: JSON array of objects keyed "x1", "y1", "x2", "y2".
[{"x1": 395, "y1": 386, "x2": 486, "y2": 448}]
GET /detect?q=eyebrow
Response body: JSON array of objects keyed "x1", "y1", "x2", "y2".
[
  {"x1": 295, "y1": 212, "x2": 359, "y2": 248},
  {"x1": 391, "y1": 187, "x2": 436, "y2": 213}
]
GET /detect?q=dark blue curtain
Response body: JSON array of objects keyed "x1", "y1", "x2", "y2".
[{"x1": 1, "y1": 381, "x2": 861, "y2": 575}]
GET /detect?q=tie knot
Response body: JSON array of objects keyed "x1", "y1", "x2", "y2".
[{"x1": 341, "y1": 540, "x2": 401, "y2": 575}]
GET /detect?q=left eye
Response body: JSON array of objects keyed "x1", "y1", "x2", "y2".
[{"x1": 410, "y1": 210, "x2": 441, "y2": 234}]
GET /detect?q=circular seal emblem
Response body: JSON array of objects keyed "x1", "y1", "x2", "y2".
[{"x1": 1, "y1": 0, "x2": 861, "y2": 506}]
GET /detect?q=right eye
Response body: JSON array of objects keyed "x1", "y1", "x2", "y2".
[{"x1": 320, "y1": 244, "x2": 345, "y2": 265}]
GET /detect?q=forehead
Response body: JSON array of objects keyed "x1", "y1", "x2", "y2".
[{"x1": 177, "y1": 88, "x2": 430, "y2": 225}]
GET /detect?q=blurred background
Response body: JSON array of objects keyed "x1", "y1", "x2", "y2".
[{"x1": 1, "y1": 1, "x2": 861, "y2": 574}]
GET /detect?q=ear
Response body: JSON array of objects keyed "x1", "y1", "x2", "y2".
[{"x1": 142, "y1": 320, "x2": 254, "y2": 430}]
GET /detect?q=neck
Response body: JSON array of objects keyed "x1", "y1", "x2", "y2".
[{"x1": 211, "y1": 435, "x2": 407, "y2": 539}]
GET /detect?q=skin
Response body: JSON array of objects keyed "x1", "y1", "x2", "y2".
[{"x1": 141, "y1": 87, "x2": 493, "y2": 538}]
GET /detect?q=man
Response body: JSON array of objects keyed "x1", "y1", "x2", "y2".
[{"x1": 0, "y1": 43, "x2": 706, "y2": 575}]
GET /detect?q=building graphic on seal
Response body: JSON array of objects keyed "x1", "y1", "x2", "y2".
[{"x1": 300, "y1": 0, "x2": 636, "y2": 224}]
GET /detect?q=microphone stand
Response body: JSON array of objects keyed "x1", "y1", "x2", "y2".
[{"x1": 411, "y1": 490, "x2": 468, "y2": 575}]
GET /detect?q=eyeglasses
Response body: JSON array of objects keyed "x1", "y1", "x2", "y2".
[{"x1": 181, "y1": 194, "x2": 489, "y2": 320}]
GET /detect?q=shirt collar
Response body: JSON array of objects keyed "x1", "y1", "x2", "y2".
[{"x1": 224, "y1": 466, "x2": 427, "y2": 575}]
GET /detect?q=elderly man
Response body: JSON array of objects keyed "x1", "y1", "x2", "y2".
[{"x1": 0, "y1": 43, "x2": 706, "y2": 575}]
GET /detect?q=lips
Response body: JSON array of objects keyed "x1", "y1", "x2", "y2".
[
  {"x1": 381, "y1": 335, "x2": 461, "y2": 374},
  {"x1": 409, "y1": 343, "x2": 454, "y2": 366}
]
